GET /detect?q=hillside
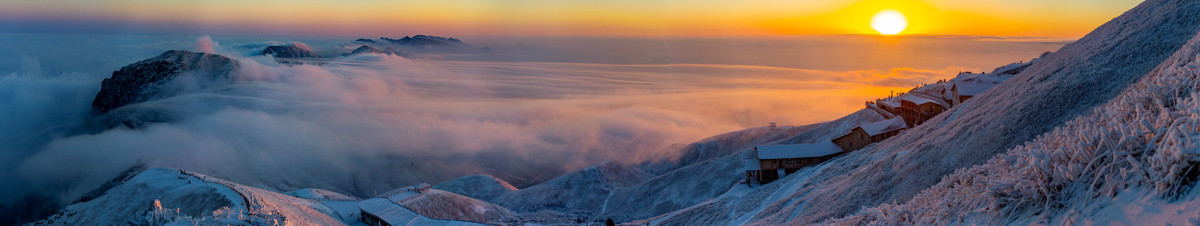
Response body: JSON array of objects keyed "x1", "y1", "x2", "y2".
[
  {"x1": 27, "y1": 0, "x2": 1200, "y2": 225},
  {"x1": 432, "y1": 174, "x2": 518, "y2": 201},
  {"x1": 488, "y1": 161, "x2": 652, "y2": 215},
  {"x1": 633, "y1": 0, "x2": 1200, "y2": 224},
  {"x1": 33, "y1": 168, "x2": 343, "y2": 225},
  {"x1": 832, "y1": 1, "x2": 1200, "y2": 223},
  {"x1": 397, "y1": 189, "x2": 516, "y2": 223}
]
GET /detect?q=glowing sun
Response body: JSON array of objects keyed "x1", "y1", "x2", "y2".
[{"x1": 870, "y1": 10, "x2": 908, "y2": 35}]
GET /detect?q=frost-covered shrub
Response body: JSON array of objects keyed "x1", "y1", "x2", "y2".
[{"x1": 831, "y1": 33, "x2": 1200, "y2": 225}]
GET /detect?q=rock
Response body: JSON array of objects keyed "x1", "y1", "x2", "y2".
[
  {"x1": 380, "y1": 35, "x2": 475, "y2": 50},
  {"x1": 91, "y1": 50, "x2": 237, "y2": 113},
  {"x1": 260, "y1": 43, "x2": 320, "y2": 58},
  {"x1": 349, "y1": 45, "x2": 383, "y2": 55},
  {"x1": 344, "y1": 45, "x2": 406, "y2": 56}
]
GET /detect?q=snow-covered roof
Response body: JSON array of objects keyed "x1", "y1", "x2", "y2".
[
  {"x1": 387, "y1": 190, "x2": 420, "y2": 203},
  {"x1": 860, "y1": 118, "x2": 907, "y2": 136},
  {"x1": 953, "y1": 82, "x2": 998, "y2": 97},
  {"x1": 878, "y1": 98, "x2": 901, "y2": 109},
  {"x1": 900, "y1": 95, "x2": 938, "y2": 106},
  {"x1": 990, "y1": 62, "x2": 1032, "y2": 75},
  {"x1": 744, "y1": 159, "x2": 762, "y2": 171},
  {"x1": 754, "y1": 141, "x2": 843, "y2": 160},
  {"x1": 360, "y1": 198, "x2": 421, "y2": 225}
]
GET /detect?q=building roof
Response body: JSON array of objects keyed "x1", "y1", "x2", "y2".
[
  {"x1": 901, "y1": 94, "x2": 952, "y2": 108},
  {"x1": 953, "y1": 82, "x2": 998, "y2": 97},
  {"x1": 859, "y1": 118, "x2": 907, "y2": 136},
  {"x1": 754, "y1": 141, "x2": 843, "y2": 160},
  {"x1": 878, "y1": 98, "x2": 901, "y2": 109},
  {"x1": 744, "y1": 159, "x2": 762, "y2": 171},
  {"x1": 360, "y1": 198, "x2": 421, "y2": 225},
  {"x1": 901, "y1": 95, "x2": 937, "y2": 106}
]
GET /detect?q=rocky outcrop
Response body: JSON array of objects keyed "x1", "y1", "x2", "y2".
[
  {"x1": 92, "y1": 50, "x2": 237, "y2": 113},
  {"x1": 261, "y1": 43, "x2": 320, "y2": 58},
  {"x1": 350, "y1": 45, "x2": 382, "y2": 55},
  {"x1": 381, "y1": 35, "x2": 471, "y2": 47},
  {"x1": 344, "y1": 45, "x2": 405, "y2": 56}
]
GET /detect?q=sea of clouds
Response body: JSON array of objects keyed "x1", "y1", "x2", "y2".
[{"x1": 0, "y1": 34, "x2": 1060, "y2": 210}]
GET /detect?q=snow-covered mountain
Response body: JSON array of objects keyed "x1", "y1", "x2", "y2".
[
  {"x1": 632, "y1": 0, "x2": 1200, "y2": 224},
  {"x1": 90, "y1": 50, "x2": 238, "y2": 129},
  {"x1": 92, "y1": 50, "x2": 237, "y2": 113},
  {"x1": 343, "y1": 45, "x2": 405, "y2": 57},
  {"x1": 29, "y1": 0, "x2": 1200, "y2": 225},
  {"x1": 431, "y1": 174, "x2": 517, "y2": 201},
  {"x1": 260, "y1": 43, "x2": 321, "y2": 58},
  {"x1": 33, "y1": 168, "x2": 344, "y2": 225}
]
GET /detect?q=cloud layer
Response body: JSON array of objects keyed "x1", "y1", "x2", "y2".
[{"x1": 0, "y1": 35, "x2": 1053, "y2": 208}]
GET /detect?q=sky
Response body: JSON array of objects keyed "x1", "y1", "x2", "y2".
[{"x1": 0, "y1": 0, "x2": 1141, "y2": 37}]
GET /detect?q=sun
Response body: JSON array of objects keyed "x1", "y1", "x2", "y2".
[{"x1": 870, "y1": 10, "x2": 908, "y2": 35}]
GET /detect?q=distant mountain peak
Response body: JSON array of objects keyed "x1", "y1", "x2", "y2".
[
  {"x1": 92, "y1": 50, "x2": 237, "y2": 113},
  {"x1": 260, "y1": 43, "x2": 320, "y2": 58},
  {"x1": 376, "y1": 35, "x2": 475, "y2": 50}
]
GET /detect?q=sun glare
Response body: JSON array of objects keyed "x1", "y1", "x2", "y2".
[{"x1": 870, "y1": 10, "x2": 908, "y2": 35}]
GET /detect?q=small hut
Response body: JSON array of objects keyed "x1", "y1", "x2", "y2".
[
  {"x1": 745, "y1": 141, "x2": 842, "y2": 184},
  {"x1": 832, "y1": 118, "x2": 908, "y2": 152}
]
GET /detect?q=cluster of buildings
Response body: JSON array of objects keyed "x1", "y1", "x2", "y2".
[{"x1": 743, "y1": 59, "x2": 1036, "y2": 184}]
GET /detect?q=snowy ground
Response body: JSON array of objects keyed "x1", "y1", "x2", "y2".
[{"x1": 27, "y1": 0, "x2": 1200, "y2": 225}]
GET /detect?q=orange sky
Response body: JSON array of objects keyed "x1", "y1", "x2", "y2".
[{"x1": 0, "y1": 0, "x2": 1142, "y2": 37}]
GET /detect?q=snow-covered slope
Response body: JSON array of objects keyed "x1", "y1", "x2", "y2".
[
  {"x1": 832, "y1": 3, "x2": 1200, "y2": 223},
  {"x1": 33, "y1": 168, "x2": 343, "y2": 225},
  {"x1": 31, "y1": 1, "x2": 1196, "y2": 224},
  {"x1": 637, "y1": 124, "x2": 826, "y2": 175},
  {"x1": 489, "y1": 161, "x2": 651, "y2": 214},
  {"x1": 397, "y1": 189, "x2": 515, "y2": 223},
  {"x1": 597, "y1": 109, "x2": 882, "y2": 222},
  {"x1": 643, "y1": 0, "x2": 1200, "y2": 224},
  {"x1": 285, "y1": 188, "x2": 360, "y2": 201},
  {"x1": 432, "y1": 174, "x2": 518, "y2": 201},
  {"x1": 34, "y1": 167, "x2": 511, "y2": 225},
  {"x1": 431, "y1": 109, "x2": 875, "y2": 223}
]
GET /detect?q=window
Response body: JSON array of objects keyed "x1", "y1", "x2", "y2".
[{"x1": 785, "y1": 159, "x2": 792, "y2": 164}]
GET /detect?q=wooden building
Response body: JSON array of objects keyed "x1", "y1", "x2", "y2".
[
  {"x1": 877, "y1": 98, "x2": 901, "y2": 113},
  {"x1": 745, "y1": 141, "x2": 843, "y2": 184},
  {"x1": 949, "y1": 82, "x2": 997, "y2": 106},
  {"x1": 832, "y1": 118, "x2": 908, "y2": 152},
  {"x1": 898, "y1": 95, "x2": 947, "y2": 126}
]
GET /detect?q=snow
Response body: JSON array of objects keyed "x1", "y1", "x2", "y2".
[
  {"x1": 596, "y1": 109, "x2": 881, "y2": 223},
  {"x1": 432, "y1": 174, "x2": 518, "y2": 201},
  {"x1": 320, "y1": 200, "x2": 362, "y2": 223},
  {"x1": 899, "y1": 95, "x2": 938, "y2": 106},
  {"x1": 877, "y1": 98, "x2": 901, "y2": 109},
  {"x1": 591, "y1": 0, "x2": 1200, "y2": 224},
  {"x1": 744, "y1": 160, "x2": 762, "y2": 171},
  {"x1": 830, "y1": 6, "x2": 1200, "y2": 222},
  {"x1": 489, "y1": 161, "x2": 651, "y2": 215},
  {"x1": 951, "y1": 81, "x2": 997, "y2": 97},
  {"x1": 29, "y1": 0, "x2": 1199, "y2": 224},
  {"x1": 33, "y1": 168, "x2": 343, "y2": 225},
  {"x1": 395, "y1": 189, "x2": 515, "y2": 223},
  {"x1": 34, "y1": 167, "x2": 500, "y2": 225},
  {"x1": 360, "y1": 198, "x2": 420, "y2": 224},
  {"x1": 753, "y1": 141, "x2": 842, "y2": 159},
  {"x1": 286, "y1": 188, "x2": 360, "y2": 201},
  {"x1": 636, "y1": 124, "x2": 835, "y2": 175},
  {"x1": 859, "y1": 118, "x2": 907, "y2": 136},
  {"x1": 736, "y1": 0, "x2": 1200, "y2": 224}
]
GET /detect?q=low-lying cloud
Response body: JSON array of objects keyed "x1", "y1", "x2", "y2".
[{"x1": 0, "y1": 36, "x2": 976, "y2": 208}]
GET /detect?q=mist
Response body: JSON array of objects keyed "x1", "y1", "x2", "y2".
[{"x1": 0, "y1": 34, "x2": 1063, "y2": 207}]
